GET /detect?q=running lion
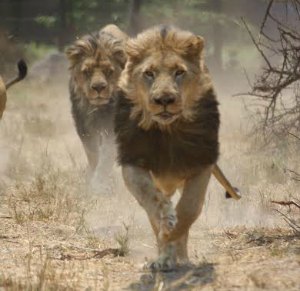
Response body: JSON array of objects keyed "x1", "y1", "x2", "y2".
[{"x1": 114, "y1": 25, "x2": 235, "y2": 271}]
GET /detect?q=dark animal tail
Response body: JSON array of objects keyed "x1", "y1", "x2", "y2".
[{"x1": 6, "y1": 59, "x2": 28, "y2": 89}]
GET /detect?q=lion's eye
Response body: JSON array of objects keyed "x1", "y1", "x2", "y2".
[
  {"x1": 106, "y1": 68, "x2": 114, "y2": 77},
  {"x1": 144, "y1": 70, "x2": 155, "y2": 79},
  {"x1": 83, "y1": 68, "x2": 92, "y2": 77},
  {"x1": 175, "y1": 70, "x2": 185, "y2": 77}
]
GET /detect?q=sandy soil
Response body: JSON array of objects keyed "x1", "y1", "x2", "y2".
[{"x1": 0, "y1": 65, "x2": 299, "y2": 290}]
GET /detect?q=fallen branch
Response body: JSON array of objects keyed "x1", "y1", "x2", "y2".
[
  {"x1": 57, "y1": 247, "x2": 124, "y2": 261},
  {"x1": 271, "y1": 200, "x2": 300, "y2": 209}
]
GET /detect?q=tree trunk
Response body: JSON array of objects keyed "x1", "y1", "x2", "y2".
[
  {"x1": 128, "y1": 0, "x2": 142, "y2": 35},
  {"x1": 211, "y1": 0, "x2": 223, "y2": 72},
  {"x1": 11, "y1": 0, "x2": 23, "y2": 37},
  {"x1": 57, "y1": 0, "x2": 68, "y2": 51}
]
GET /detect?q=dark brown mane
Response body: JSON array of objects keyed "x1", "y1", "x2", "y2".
[
  {"x1": 114, "y1": 88, "x2": 219, "y2": 177},
  {"x1": 66, "y1": 31, "x2": 125, "y2": 70}
]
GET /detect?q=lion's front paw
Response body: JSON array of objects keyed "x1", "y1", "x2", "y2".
[
  {"x1": 159, "y1": 201, "x2": 177, "y2": 238},
  {"x1": 148, "y1": 257, "x2": 176, "y2": 272},
  {"x1": 146, "y1": 253, "x2": 177, "y2": 272}
]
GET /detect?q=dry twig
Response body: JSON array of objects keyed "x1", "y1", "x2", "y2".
[
  {"x1": 271, "y1": 200, "x2": 300, "y2": 209},
  {"x1": 58, "y1": 248, "x2": 123, "y2": 261}
]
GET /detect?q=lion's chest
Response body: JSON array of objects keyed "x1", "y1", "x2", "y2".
[
  {"x1": 150, "y1": 172, "x2": 185, "y2": 196},
  {"x1": 115, "y1": 91, "x2": 220, "y2": 177},
  {"x1": 118, "y1": 126, "x2": 218, "y2": 177},
  {"x1": 147, "y1": 132, "x2": 208, "y2": 173}
]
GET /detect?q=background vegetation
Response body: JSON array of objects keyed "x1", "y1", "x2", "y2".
[{"x1": 0, "y1": 0, "x2": 271, "y2": 75}]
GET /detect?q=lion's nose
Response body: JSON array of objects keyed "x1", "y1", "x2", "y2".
[
  {"x1": 91, "y1": 82, "x2": 107, "y2": 93},
  {"x1": 154, "y1": 94, "x2": 176, "y2": 106}
]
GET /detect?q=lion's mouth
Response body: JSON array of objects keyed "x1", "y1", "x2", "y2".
[
  {"x1": 155, "y1": 110, "x2": 181, "y2": 123},
  {"x1": 89, "y1": 96, "x2": 110, "y2": 105},
  {"x1": 96, "y1": 96, "x2": 109, "y2": 101},
  {"x1": 157, "y1": 111, "x2": 174, "y2": 120}
]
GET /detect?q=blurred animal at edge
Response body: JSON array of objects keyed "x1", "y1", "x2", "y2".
[{"x1": 0, "y1": 60, "x2": 27, "y2": 119}]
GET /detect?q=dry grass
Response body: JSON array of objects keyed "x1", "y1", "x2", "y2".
[
  {"x1": 6, "y1": 161, "x2": 87, "y2": 226},
  {"x1": 114, "y1": 223, "x2": 130, "y2": 257},
  {"x1": 0, "y1": 240, "x2": 111, "y2": 290}
]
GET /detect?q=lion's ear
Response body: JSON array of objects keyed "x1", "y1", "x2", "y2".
[
  {"x1": 125, "y1": 39, "x2": 142, "y2": 63},
  {"x1": 65, "y1": 37, "x2": 95, "y2": 67},
  {"x1": 184, "y1": 35, "x2": 204, "y2": 58},
  {"x1": 113, "y1": 49, "x2": 127, "y2": 69},
  {"x1": 65, "y1": 44, "x2": 83, "y2": 67}
]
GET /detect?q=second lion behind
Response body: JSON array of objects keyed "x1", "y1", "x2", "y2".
[{"x1": 66, "y1": 24, "x2": 127, "y2": 176}]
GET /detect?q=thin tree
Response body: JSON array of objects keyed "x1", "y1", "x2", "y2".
[{"x1": 128, "y1": 0, "x2": 142, "y2": 35}]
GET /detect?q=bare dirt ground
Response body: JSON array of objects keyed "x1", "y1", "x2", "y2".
[{"x1": 0, "y1": 71, "x2": 299, "y2": 290}]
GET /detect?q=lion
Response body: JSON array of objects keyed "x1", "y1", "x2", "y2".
[
  {"x1": 114, "y1": 25, "x2": 240, "y2": 271},
  {"x1": 65, "y1": 24, "x2": 127, "y2": 174},
  {"x1": 0, "y1": 60, "x2": 27, "y2": 119}
]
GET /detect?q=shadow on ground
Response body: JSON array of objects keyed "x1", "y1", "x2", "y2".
[{"x1": 127, "y1": 262, "x2": 215, "y2": 291}]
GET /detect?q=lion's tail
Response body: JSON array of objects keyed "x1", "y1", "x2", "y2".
[{"x1": 5, "y1": 59, "x2": 28, "y2": 89}]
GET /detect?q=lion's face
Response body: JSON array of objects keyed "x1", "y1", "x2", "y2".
[
  {"x1": 131, "y1": 51, "x2": 201, "y2": 125},
  {"x1": 119, "y1": 26, "x2": 211, "y2": 128},
  {"x1": 66, "y1": 33, "x2": 126, "y2": 106},
  {"x1": 76, "y1": 55, "x2": 116, "y2": 106}
]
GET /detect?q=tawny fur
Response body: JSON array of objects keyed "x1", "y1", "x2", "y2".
[
  {"x1": 115, "y1": 25, "x2": 220, "y2": 270},
  {"x1": 66, "y1": 24, "x2": 127, "y2": 173}
]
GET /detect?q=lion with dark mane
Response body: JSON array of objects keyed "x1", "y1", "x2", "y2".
[
  {"x1": 114, "y1": 25, "x2": 220, "y2": 271},
  {"x1": 66, "y1": 24, "x2": 127, "y2": 174}
]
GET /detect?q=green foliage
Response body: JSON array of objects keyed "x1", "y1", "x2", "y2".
[
  {"x1": 34, "y1": 16, "x2": 57, "y2": 28},
  {"x1": 0, "y1": 0, "x2": 264, "y2": 71},
  {"x1": 24, "y1": 42, "x2": 56, "y2": 63},
  {"x1": 70, "y1": 0, "x2": 129, "y2": 34}
]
